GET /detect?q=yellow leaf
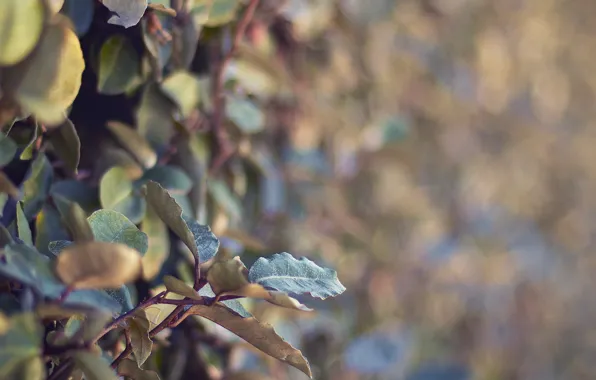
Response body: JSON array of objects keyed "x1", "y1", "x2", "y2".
[{"x1": 0, "y1": 0, "x2": 45, "y2": 66}]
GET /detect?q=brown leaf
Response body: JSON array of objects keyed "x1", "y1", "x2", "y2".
[
  {"x1": 206, "y1": 249, "x2": 249, "y2": 295},
  {"x1": 221, "y1": 284, "x2": 312, "y2": 312},
  {"x1": 187, "y1": 304, "x2": 312, "y2": 378},
  {"x1": 163, "y1": 275, "x2": 201, "y2": 300}
]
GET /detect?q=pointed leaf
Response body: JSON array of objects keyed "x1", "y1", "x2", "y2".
[
  {"x1": 129, "y1": 313, "x2": 153, "y2": 366},
  {"x1": 102, "y1": 0, "x2": 148, "y2": 28},
  {"x1": 22, "y1": 154, "x2": 53, "y2": 219},
  {"x1": 0, "y1": 0, "x2": 44, "y2": 65},
  {"x1": 35, "y1": 203, "x2": 69, "y2": 255},
  {"x1": 55, "y1": 241, "x2": 143, "y2": 289},
  {"x1": 160, "y1": 71, "x2": 202, "y2": 118},
  {"x1": 248, "y1": 253, "x2": 346, "y2": 299},
  {"x1": 53, "y1": 195, "x2": 94, "y2": 242},
  {"x1": 163, "y1": 275, "x2": 201, "y2": 300},
  {"x1": 50, "y1": 180, "x2": 99, "y2": 213},
  {"x1": 6, "y1": 16, "x2": 85, "y2": 125},
  {"x1": 187, "y1": 304, "x2": 312, "y2": 377},
  {"x1": 117, "y1": 358, "x2": 161, "y2": 380},
  {"x1": 184, "y1": 215, "x2": 219, "y2": 263},
  {"x1": 0, "y1": 172, "x2": 18, "y2": 198},
  {"x1": 140, "y1": 203, "x2": 169, "y2": 280},
  {"x1": 136, "y1": 83, "x2": 176, "y2": 149},
  {"x1": 221, "y1": 284, "x2": 312, "y2": 312},
  {"x1": 97, "y1": 35, "x2": 140, "y2": 95},
  {"x1": 72, "y1": 351, "x2": 119, "y2": 380},
  {"x1": 106, "y1": 121, "x2": 157, "y2": 169},
  {"x1": 87, "y1": 209, "x2": 148, "y2": 255},
  {"x1": 49, "y1": 118, "x2": 80, "y2": 175},
  {"x1": 139, "y1": 165, "x2": 193, "y2": 194},
  {"x1": 100, "y1": 166, "x2": 134, "y2": 209},
  {"x1": 19, "y1": 123, "x2": 41, "y2": 160},
  {"x1": 143, "y1": 181, "x2": 198, "y2": 257},
  {"x1": 15, "y1": 201, "x2": 32, "y2": 246}
]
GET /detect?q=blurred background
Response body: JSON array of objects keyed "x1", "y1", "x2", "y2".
[{"x1": 234, "y1": 0, "x2": 596, "y2": 379}]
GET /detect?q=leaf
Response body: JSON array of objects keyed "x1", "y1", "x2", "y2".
[
  {"x1": 61, "y1": 0, "x2": 95, "y2": 36},
  {"x1": 206, "y1": 0, "x2": 241, "y2": 27},
  {"x1": 100, "y1": 166, "x2": 134, "y2": 210},
  {"x1": 208, "y1": 179, "x2": 243, "y2": 221},
  {"x1": 143, "y1": 181, "x2": 198, "y2": 258},
  {"x1": 187, "y1": 303, "x2": 312, "y2": 378},
  {"x1": 136, "y1": 83, "x2": 176, "y2": 149},
  {"x1": 184, "y1": 215, "x2": 219, "y2": 263},
  {"x1": 66, "y1": 312, "x2": 112, "y2": 342},
  {"x1": 0, "y1": 313, "x2": 43, "y2": 378},
  {"x1": 35, "y1": 204, "x2": 69, "y2": 255},
  {"x1": 0, "y1": 0, "x2": 45, "y2": 65},
  {"x1": 198, "y1": 283, "x2": 251, "y2": 318},
  {"x1": 19, "y1": 122, "x2": 42, "y2": 160},
  {"x1": 0, "y1": 226, "x2": 13, "y2": 248},
  {"x1": 48, "y1": 240, "x2": 73, "y2": 255},
  {"x1": 22, "y1": 154, "x2": 53, "y2": 219},
  {"x1": 163, "y1": 275, "x2": 201, "y2": 300},
  {"x1": 15, "y1": 201, "x2": 32, "y2": 246},
  {"x1": 221, "y1": 284, "x2": 312, "y2": 312},
  {"x1": 226, "y1": 97, "x2": 265, "y2": 134},
  {"x1": 160, "y1": 71, "x2": 202, "y2": 118},
  {"x1": 0, "y1": 134, "x2": 17, "y2": 167},
  {"x1": 129, "y1": 313, "x2": 153, "y2": 366},
  {"x1": 72, "y1": 351, "x2": 119, "y2": 380},
  {"x1": 48, "y1": 0, "x2": 65, "y2": 14},
  {"x1": 147, "y1": 3, "x2": 176, "y2": 17},
  {"x1": 102, "y1": 0, "x2": 148, "y2": 28},
  {"x1": 98, "y1": 35, "x2": 141, "y2": 95},
  {"x1": 49, "y1": 118, "x2": 80, "y2": 175},
  {"x1": 55, "y1": 241, "x2": 143, "y2": 289},
  {"x1": 87, "y1": 209, "x2": 148, "y2": 255},
  {"x1": 139, "y1": 165, "x2": 193, "y2": 194},
  {"x1": 0, "y1": 173, "x2": 18, "y2": 199},
  {"x1": 117, "y1": 358, "x2": 161, "y2": 380},
  {"x1": 6, "y1": 16, "x2": 85, "y2": 125},
  {"x1": 207, "y1": 251, "x2": 249, "y2": 294},
  {"x1": 142, "y1": 292, "x2": 183, "y2": 330},
  {"x1": 53, "y1": 195, "x2": 94, "y2": 242},
  {"x1": 50, "y1": 180, "x2": 99, "y2": 213},
  {"x1": 106, "y1": 121, "x2": 158, "y2": 169},
  {"x1": 140, "y1": 203, "x2": 169, "y2": 280},
  {"x1": 248, "y1": 253, "x2": 346, "y2": 299},
  {"x1": 105, "y1": 285, "x2": 135, "y2": 313}
]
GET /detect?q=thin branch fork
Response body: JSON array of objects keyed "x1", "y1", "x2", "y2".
[{"x1": 209, "y1": 0, "x2": 261, "y2": 174}]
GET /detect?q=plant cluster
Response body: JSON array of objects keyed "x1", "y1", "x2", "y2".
[{"x1": 0, "y1": 0, "x2": 345, "y2": 379}]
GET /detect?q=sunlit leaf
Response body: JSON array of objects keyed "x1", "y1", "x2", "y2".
[
  {"x1": 15, "y1": 201, "x2": 32, "y2": 246},
  {"x1": 49, "y1": 118, "x2": 80, "y2": 175},
  {"x1": 6, "y1": 16, "x2": 85, "y2": 125},
  {"x1": 163, "y1": 275, "x2": 201, "y2": 300},
  {"x1": 248, "y1": 253, "x2": 346, "y2": 299},
  {"x1": 0, "y1": 173, "x2": 17, "y2": 199},
  {"x1": 129, "y1": 312, "x2": 153, "y2": 366},
  {"x1": 219, "y1": 284, "x2": 312, "y2": 311},
  {"x1": 55, "y1": 241, "x2": 143, "y2": 289},
  {"x1": 73, "y1": 351, "x2": 119, "y2": 380},
  {"x1": 161, "y1": 71, "x2": 202, "y2": 118},
  {"x1": 87, "y1": 209, "x2": 148, "y2": 255},
  {"x1": 147, "y1": 3, "x2": 176, "y2": 17},
  {"x1": 19, "y1": 123, "x2": 41, "y2": 160},
  {"x1": 98, "y1": 35, "x2": 141, "y2": 95},
  {"x1": 100, "y1": 166, "x2": 134, "y2": 210},
  {"x1": 187, "y1": 303, "x2": 312, "y2": 377},
  {"x1": 102, "y1": 0, "x2": 148, "y2": 28},
  {"x1": 0, "y1": 313, "x2": 43, "y2": 378},
  {"x1": 0, "y1": 0, "x2": 44, "y2": 66},
  {"x1": 207, "y1": 250, "x2": 249, "y2": 294},
  {"x1": 198, "y1": 283, "x2": 251, "y2": 317},
  {"x1": 106, "y1": 121, "x2": 158, "y2": 169}
]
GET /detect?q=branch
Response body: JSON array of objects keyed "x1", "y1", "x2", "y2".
[
  {"x1": 111, "y1": 328, "x2": 132, "y2": 369},
  {"x1": 209, "y1": 0, "x2": 260, "y2": 174}
]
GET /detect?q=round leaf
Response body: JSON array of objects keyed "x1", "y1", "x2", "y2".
[
  {"x1": 0, "y1": 0, "x2": 45, "y2": 66},
  {"x1": 226, "y1": 97, "x2": 265, "y2": 134},
  {"x1": 160, "y1": 71, "x2": 202, "y2": 118},
  {"x1": 106, "y1": 121, "x2": 157, "y2": 169},
  {"x1": 55, "y1": 241, "x2": 143, "y2": 289},
  {"x1": 100, "y1": 166, "x2": 134, "y2": 210},
  {"x1": 8, "y1": 16, "x2": 85, "y2": 125},
  {"x1": 102, "y1": 0, "x2": 147, "y2": 28},
  {"x1": 97, "y1": 35, "x2": 140, "y2": 95},
  {"x1": 163, "y1": 275, "x2": 201, "y2": 300},
  {"x1": 87, "y1": 209, "x2": 148, "y2": 255}
]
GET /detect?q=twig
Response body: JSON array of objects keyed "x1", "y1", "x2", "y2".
[
  {"x1": 111, "y1": 328, "x2": 132, "y2": 369},
  {"x1": 149, "y1": 305, "x2": 185, "y2": 338},
  {"x1": 209, "y1": 0, "x2": 260, "y2": 174}
]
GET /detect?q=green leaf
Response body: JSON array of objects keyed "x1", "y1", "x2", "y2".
[
  {"x1": 0, "y1": 0, "x2": 45, "y2": 65},
  {"x1": 50, "y1": 180, "x2": 99, "y2": 214},
  {"x1": 19, "y1": 123, "x2": 41, "y2": 160},
  {"x1": 5, "y1": 16, "x2": 85, "y2": 125},
  {"x1": 139, "y1": 165, "x2": 193, "y2": 194},
  {"x1": 105, "y1": 286, "x2": 135, "y2": 313},
  {"x1": 15, "y1": 201, "x2": 32, "y2": 246},
  {"x1": 0, "y1": 225, "x2": 14, "y2": 248},
  {"x1": 186, "y1": 303, "x2": 312, "y2": 377},
  {"x1": 106, "y1": 121, "x2": 158, "y2": 169},
  {"x1": 0, "y1": 172, "x2": 18, "y2": 199},
  {"x1": 87, "y1": 209, "x2": 148, "y2": 255},
  {"x1": 206, "y1": 0, "x2": 241, "y2": 26},
  {"x1": 0, "y1": 134, "x2": 17, "y2": 167},
  {"x1": 163, "y1": 275, "x2": 201, "y2": 300},
  {"x1": 72, "y1": 351, "x2": 119, "y2": 380},
  {"x1": 136, "y1": 83, "x2": 176, "y2": 149},
  {"x1": 97, "y1": 35, "x2": 141, "y2": 95},
  {"x1": 55, "y1": 241, "x2": 143, "y2": 289},
  {"x1": 22, "y1": 154, "x2": 53, "y2": 219},
  {"x1": 143, "y1": 181, "x2": 198, "y2": 258},
  {"x1": 117, "y1": 359, "x2": 161, "y2": 380},
  {"x1": 35, "y1": 203, "x2": 69, "y2": 255},
  {"x1": 183, "y1": 215, "x2": 219, "y2": 263},
  {"x1": 160, "y1": 71, "x2": 202, "y2": 118},
  {"x1": 129, "y1": 313, "x2": 153, "y2": 366},
  {"x1": 226, "y1": 97, "x2": 265, "y2": 134},
  {"x1": 53, "y1": 195, "x2": 94, "y2": 242},
  {"x1": 198, "y1": 283, "x2": 251, "y2": 318},
  {"x1": 206, "y1": 250, "x2": 249, "y2": 294},
  {"x1": 48, "y1": 118, "x2": 80, "y2": 175},
  {"x1": 248, "y1": 253, "x2": 346, "y2": 299},
  {"x1": 61, "y1": 0, "x2": 95, "y2": 36},
  {"x1": 102, "y1": 0, "x2": 148, "y2": 28},
  {"x1": 0, "y1": 313, "x2": 43, "y2": 378},
  {"x1": 64, "y1": 312, "x2": 112, "y2": 342},
  {"x1": 208, "y1": 178, "x2": 243, "y2": 221},
  {"x1": 48, "y1": 240, "x2": 73, "y2": 256},
  {"x1": 15, "y1": 355, "x2": 45, "y2": 380},
  {"x1": 100, "y1": 166, "x2": 134, "y2": 210},
  {"x1": 140, "y1": 203, "x2": 169, "y2": 280}
]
